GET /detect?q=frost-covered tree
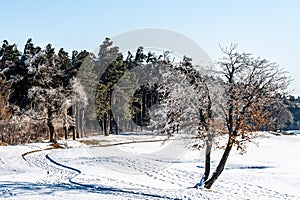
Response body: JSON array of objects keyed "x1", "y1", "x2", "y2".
[
  {"x1": 25, "y1": 45, "x2": 70, "y2": 142},
  {"x1": 149, "y1": 58, "x2": 216, "y2": 186},
  {"x1": 0, "y1": 39, "x2": 90, "y2": 143},
  {"x1": 203, "y1": 44, "x2": 291, "y2": 189},
  {"x1": 7, "y1": 42, "x2": 78, "y2": 142}
]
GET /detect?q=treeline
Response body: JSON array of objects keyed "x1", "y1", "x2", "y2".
[
  {"x1": 285, "y1": 96, "x2": 300, "y2": 130},
  {"x1": 0, "y1": 38, "x2": 298, "y2": 145},
  {"x1": 0, "y1": 38, "x2": 173, "y2": 144}
]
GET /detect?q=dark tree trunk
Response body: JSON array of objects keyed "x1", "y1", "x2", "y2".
[
  {"x1": 203, "y1": 136, "x2": 212, "y2": 181},
  {"x1": 194, "y1": 136, "x2": 212, "y2": 188},
  {"x1": 204, "y1": 88, "x2": 235, "y2": 188},
  {"x1": 68, "y1": 106, "x2": 76, "y2": 140},
  {"x1": 107, "y1": 88, "x2": 115, "y2": 135},
  {"x1": 115, "y1": 124, "x2": 118, "y2": 134},
  {"x1": 204, "y1": 135, "x2": 234, "y2": 189},
  {"x1": 63, "y1": 125, "x2": 67, "y2": 139},
  {"x1": 194, "y1": 105, "x2": 213, "y2": 188},
  {"x1": 99, "y1": 119, "x2": 103, "y2": 134},
  {"x1": 72, "y1": 125, "x2": 75, "y2": 140},
  {"x1": 109, "y1": 111, "x2": 112, "y2": 134},
  {"x1": 103, "y1": 113, "x2": 109, "y2": 136},
  {"x1": 195, "y1": 131, "x2": 212, "y2": 187},
  {"x1": 76, "y1": 128, "x2": 80, "y2": 138},
  {"x1": 47, "y1": 108, "x2": 55, "y2": 143},
  {"x1": 109, "y1": 88, "x2": 113, "y2": 134}
]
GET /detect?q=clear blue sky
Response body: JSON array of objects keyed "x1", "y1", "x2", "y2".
[{"x1": 1, "y1": 0, "x2": 299, "y2": 96}]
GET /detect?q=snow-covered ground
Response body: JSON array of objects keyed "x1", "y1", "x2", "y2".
[{"x1": 0, "y1": 132, "x2": 300, "y2": 200}]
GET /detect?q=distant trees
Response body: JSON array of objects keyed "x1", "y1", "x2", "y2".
[{"x1": 284, "y1": 96, "x2": 300, "y2": 130}]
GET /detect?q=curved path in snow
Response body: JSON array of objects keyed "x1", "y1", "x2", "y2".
[
  {"x1": 23, "y1": 150, "x2": 175, "y2": 199},
  {"x1": 23, "y1": 151, "x2": 80, "y2": 185}
]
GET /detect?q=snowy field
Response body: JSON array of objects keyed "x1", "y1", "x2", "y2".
[{"x1": 0, "y1": 132, "x2": 300, "y2": 200}]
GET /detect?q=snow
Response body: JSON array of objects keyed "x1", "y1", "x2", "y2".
[{"x1": 0, "y1": 132, "x2": 300, "y2": 199}]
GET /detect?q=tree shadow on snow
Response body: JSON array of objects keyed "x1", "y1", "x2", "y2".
[
  {"x1": 225, "y1": 165, "x2": 275, "y2": 170},
  {"x1": 196, "y1": 164, "x2": 274, "y2": 170},
  {"x1": 0, "y1": 181, "x2": 177, "y2": 199}
]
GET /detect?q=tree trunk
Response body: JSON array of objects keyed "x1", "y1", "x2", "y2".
[
  {"x1": 47, "y1": 108, "x2": 55, "y2": 143},
  {"x1": 194, "y1": 133, "x2": 212, "y2": 188},
  {"x1": 72, "y1": 125, "x2": 76, "y2": 140},
  {"x1": 108, "y1": 89, "x2": 112, "y2": 135},
  {"x1": 63, "y1": 114, "x2": 68, "y2": 140},
  {"x1": 204, "y1": 135, "x2": 234, "y2": 189},
  {"x1": 203, "y1": 136, "x2": 212, "y2": 181},
  {"x1": 116, "y1": 116, "x2": 120, "y2": 134},
  {"x1": 109, "y1": 110, "x2": 112, "y2": 134},
  {"x1": 63, "y1": 125, "x2": 67, "y2": 139},
  {"x1": 99, "y1": 119, "x2": 103, "y2": 134},
  {"x1": 115, "y1": 118, "x2": 119, "y2": 135},
  {"x1": 79, "y1": 108, "x2": 84, "y2": 138},
  {"x1": 69, "y1": 105, "x2": 76, "y2": 140},
  {"x1": 103, "y1": 113, "x2": 109, "y2": 136},
  {"x1": 75, "y1": 104, "x2": 80, "y2": 138},
  {"x1": 140, "y1": 106, "x2": 143, "y2": 132},
  {"x1": 80, "y1": 108, "x2": 85, "y2": 137}
]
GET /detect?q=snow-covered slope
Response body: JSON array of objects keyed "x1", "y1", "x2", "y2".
[{"x1": 0, "y1": 133, "x2": 299, "y2": 199}]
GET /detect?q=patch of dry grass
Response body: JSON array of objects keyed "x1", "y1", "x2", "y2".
[
  {"x1": 21, "y1": 149, "x2": 42, "y2": 157},
  {"x1": 49, "y1": 143, "x2": 65, "y2": 149},
  {"x1": 0, "y1": 141, "x2": 9, "y2": 146},
  {"x1": 79, "y1": 139, "x2": 100, "y2": 145},
  {"x1": 21, "y1": 142, "x2": 65, "y2": 158}
]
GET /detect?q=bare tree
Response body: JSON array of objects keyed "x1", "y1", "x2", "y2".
[{"x1": 204, "y1": 44, "x2": 291, "y2": 189}]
